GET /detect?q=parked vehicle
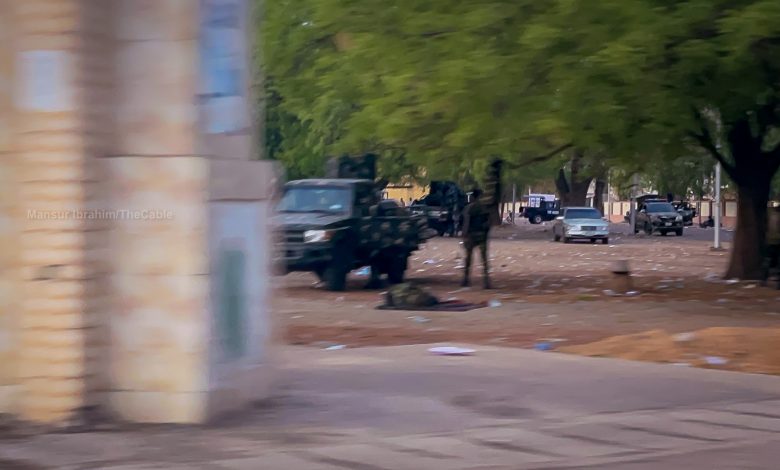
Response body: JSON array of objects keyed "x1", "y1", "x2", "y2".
[
  {"x1": 634, "y1": 201, "x2": 684, "y2": 236},
  {"x1": 552, "y1": 207, "x2": 610, "y2": 244},
  {"x1": 672, "y1": 201, "x2": 697, "y2": 226},
  {"x1": 410, "y1": 181, "x2": 466, "y2": 236},
  {"x1": 523, "y1": 194, "x2": 561, "y2": 224}
]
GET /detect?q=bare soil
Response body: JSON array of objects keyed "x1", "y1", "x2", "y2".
[{"x1": 274, "y1": 223, "x2": 780, "y2": 372}]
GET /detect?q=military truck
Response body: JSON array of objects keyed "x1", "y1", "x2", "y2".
[
  {"x1": 273, "y1": 155, "x2": 435, "y2": 291},
  {"x1": 409, "y1": 181, "x2": 467, "y2": 236}
]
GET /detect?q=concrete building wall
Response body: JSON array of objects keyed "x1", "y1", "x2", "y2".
[{"x1": 0, "y1": 0, "x2": 276, "y2": 425}]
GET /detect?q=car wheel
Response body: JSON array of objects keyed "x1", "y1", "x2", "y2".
[
  {"x1": 533, "y1": 215, "x2": 543, "y2": 224},
  {"x1": 602, "y1": 238, "x2": 609, "y2": 245},
  {"x1": 323, "y1": 263, "x2": 348, "y2": 291},
  {"x1": 553, "y1": 232, "x2": 561, "y2": 242},
  {"x1": 660, "y1": 230, "x2": 668, "y2": 236},
  {"x1": 563, "y1": 237, "x2": 572, "y2": 244},
  {"x1": 644, "y1": 223, "x2": 653, "y2": 236},
  {"x1": 590, "y1": 239, "x2": 596, "y2": 244},
  {"x1": 386, "y1": 255, "x2": 407, "y2": 284},
  {"x1": 675, "y1": 228, "x2": 683, "y2": 236}
]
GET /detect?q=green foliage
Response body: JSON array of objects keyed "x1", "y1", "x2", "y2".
[{"x1": 263, "y1": 0, "x2": 780, "y2": 186}]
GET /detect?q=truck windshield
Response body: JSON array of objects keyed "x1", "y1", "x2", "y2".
[
  {"x1": 646, "y1": 202, "x2": 676, "y2": 213},
  {"x1": 565, "y1": 209, "x2": 602, "y2": 219},
  {"x1": 277, "y1": 187, "x2": 351, "y2": 213}
]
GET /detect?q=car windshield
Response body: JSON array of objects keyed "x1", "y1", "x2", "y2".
[
  {"x1": 277, "y1": 187, "x2": 351, "y2": 213},
  {"x1": 646, "y1": 202, "x2": 676, "y2": 213},
  {"x1": 565, "y1": 209, "x2": 601, "y2": 219}
]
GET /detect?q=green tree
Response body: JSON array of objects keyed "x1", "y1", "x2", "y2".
[{"x1": 264, "y1": 0, "x2": 780, "y2": 278}]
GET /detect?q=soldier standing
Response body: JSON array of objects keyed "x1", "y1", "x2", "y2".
[{"x1": 461, "y1": 188, "x2": 492, "y2": 289}]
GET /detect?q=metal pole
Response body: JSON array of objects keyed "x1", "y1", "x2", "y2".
[
  {"x1": 606, "y1": 173, "x2": 612, "y2": 218},
  {"x1": 713, "y1": 110, "x2": 723, "y2": 250},
  {"x1": 714, "y1": 163, "x2": 722, "y2": 249},
  {"x1": 511, "y1": 183, "x2": 517, "y2": 224}
]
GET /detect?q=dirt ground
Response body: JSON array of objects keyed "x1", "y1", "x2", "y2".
[{"x1": 274, "y1": 222, "x2": 780, "y2": 371}]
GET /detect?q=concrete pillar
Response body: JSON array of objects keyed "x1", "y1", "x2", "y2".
[{"x1": 0, "y1": 0, "x2": 276, "y2": 425}]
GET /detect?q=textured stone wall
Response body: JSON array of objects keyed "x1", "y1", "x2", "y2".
[
  {"x1": 0, "y1": 0, "x2": 20, "y2": 413},
  {"x1": 13, "y1": 0, "x2": 89, "y2": 423},
  {"x1": 0, "y1": 0, "x2": 275, "y2": 424},
  {"x1": 107, "y1": 0, "x2": 210, "y2": 423}
]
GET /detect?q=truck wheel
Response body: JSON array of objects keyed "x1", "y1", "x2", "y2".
[
  {"x1": 601, "y1": 238, "x2": 609, "y2": 245},
  {"x1": 532, "y1": 215, "x2": 543, "y2": 224},
  {"x1": 323, "y1": 263, "x2": 348, "y2": 291},
  {"x1": 675, "y1": 228, "x2": 683, "y2": 236},
  {"x1": 386, "y1": 255, "x2": 408, "y2": 284}
]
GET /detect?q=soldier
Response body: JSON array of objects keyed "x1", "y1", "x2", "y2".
[{"x1": 461, "y1": 188, "x2": 492, "y2": 289}]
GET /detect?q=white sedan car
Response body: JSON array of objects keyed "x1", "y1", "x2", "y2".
[{"x1": 552, "y1": 207, "x2": 610, "y2": 244}]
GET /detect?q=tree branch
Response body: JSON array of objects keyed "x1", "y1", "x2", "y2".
[
  {"x1": 506, "y1": 142, "x2": 574, "y2": 168},
  {"x1": 689, "y1": 108, "x2": 739, "y2": 179}
]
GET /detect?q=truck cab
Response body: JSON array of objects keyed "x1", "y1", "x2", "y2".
[{"x1": 522, "y1": 194, "x2": 561, "y2": 224}]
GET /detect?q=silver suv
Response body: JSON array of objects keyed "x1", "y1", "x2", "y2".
[{"x1": 635, "y1": 201, "x2": 684, "y2": 236}]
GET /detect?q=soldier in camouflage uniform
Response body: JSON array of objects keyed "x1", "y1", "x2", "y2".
[
  {"x1": 385, "y1": 282, "x2": 439, "y2": 308},
  {"x1": 462, "y1": 188, "x2": 492, "y2": 289},
  {"x1": 482, "y1": 158, "x2": 504, "y2": 227}
]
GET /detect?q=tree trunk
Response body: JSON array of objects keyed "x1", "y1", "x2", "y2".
[
  {"x1": 593, "y1": 177, "x2": 607, "y2": 214},
  {"x1": 725, "y1": 178, "x2": 771, "y2": 280},
  {"x1": 556, "y1": 149, "x2": 593, "y2": 207}
]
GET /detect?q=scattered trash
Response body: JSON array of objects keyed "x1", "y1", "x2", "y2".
[
  {"x1": 673, "y1": 332, "x2": 696, "y2": 342},
  {"x1": 335, "y1": 296, "x2": 345, "y2": 302},
  {"x1": 291, "y1": 315, "x2": 303, "y2": 319},
  {"x1": 725, "y1": 279, "x2": 739, "y2": 285},
  {"x1": 704, "y1": 273, "x2": 720, "y2": 282},
  {"x1": 602, "y1": 289, "x2": 619, "y2": 296},
  {"x1": 429, "y1": 346, "x2": 476, "y2": 356},
  {"x1": 488, "y1": 299, "x2": 502, "y2": 308},
  {"x1": 541, "y1": 338, "x2": 568, "y2": 343},
  {"x1": 325, "y1": 344, "x2": 346, "y2": 351},
  {"x1": 670, "y1": 362, "x2": 691, "y2": 367},
  {"x1": 408, "y1": 315, "x2": 431, "y2": 323},
  {"x1": 703, "y1": 356, "x2": 729, "y2": 366},
  {"x1": 743, "y1": 284, "x2": 757, "y2": 289},
  {"x1": 354, "y1": 266, "x2": 371, "y2": 276},
  {"x1": 534, "y1": 342, "x2": 554, "y2": 351},
  {"x1": 625, "y1": 291, "x2": 640, "y2": 297},
  {"x1": 716, "y1": 298, "x2": 729, "y2": 303},
  {"x1": 423, "y1": 259, "x2": 436, "y2": 265}
]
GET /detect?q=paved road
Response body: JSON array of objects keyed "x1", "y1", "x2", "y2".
[{"x1": 2, "y1": 345, "x2": 779, "y2": 469}]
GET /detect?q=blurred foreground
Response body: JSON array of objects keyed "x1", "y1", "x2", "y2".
[{"x1": 2, "y1": 345, "x2": 780, "y2": 469}]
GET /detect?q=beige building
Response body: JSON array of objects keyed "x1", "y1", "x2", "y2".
[{"x1": 0, "y1": 0, "x2": 276, "y2": 425}]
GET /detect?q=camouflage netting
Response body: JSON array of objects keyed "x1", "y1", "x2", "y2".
[{"x1": 326, "y1": 154, "x2": 378, "y2": 181}]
